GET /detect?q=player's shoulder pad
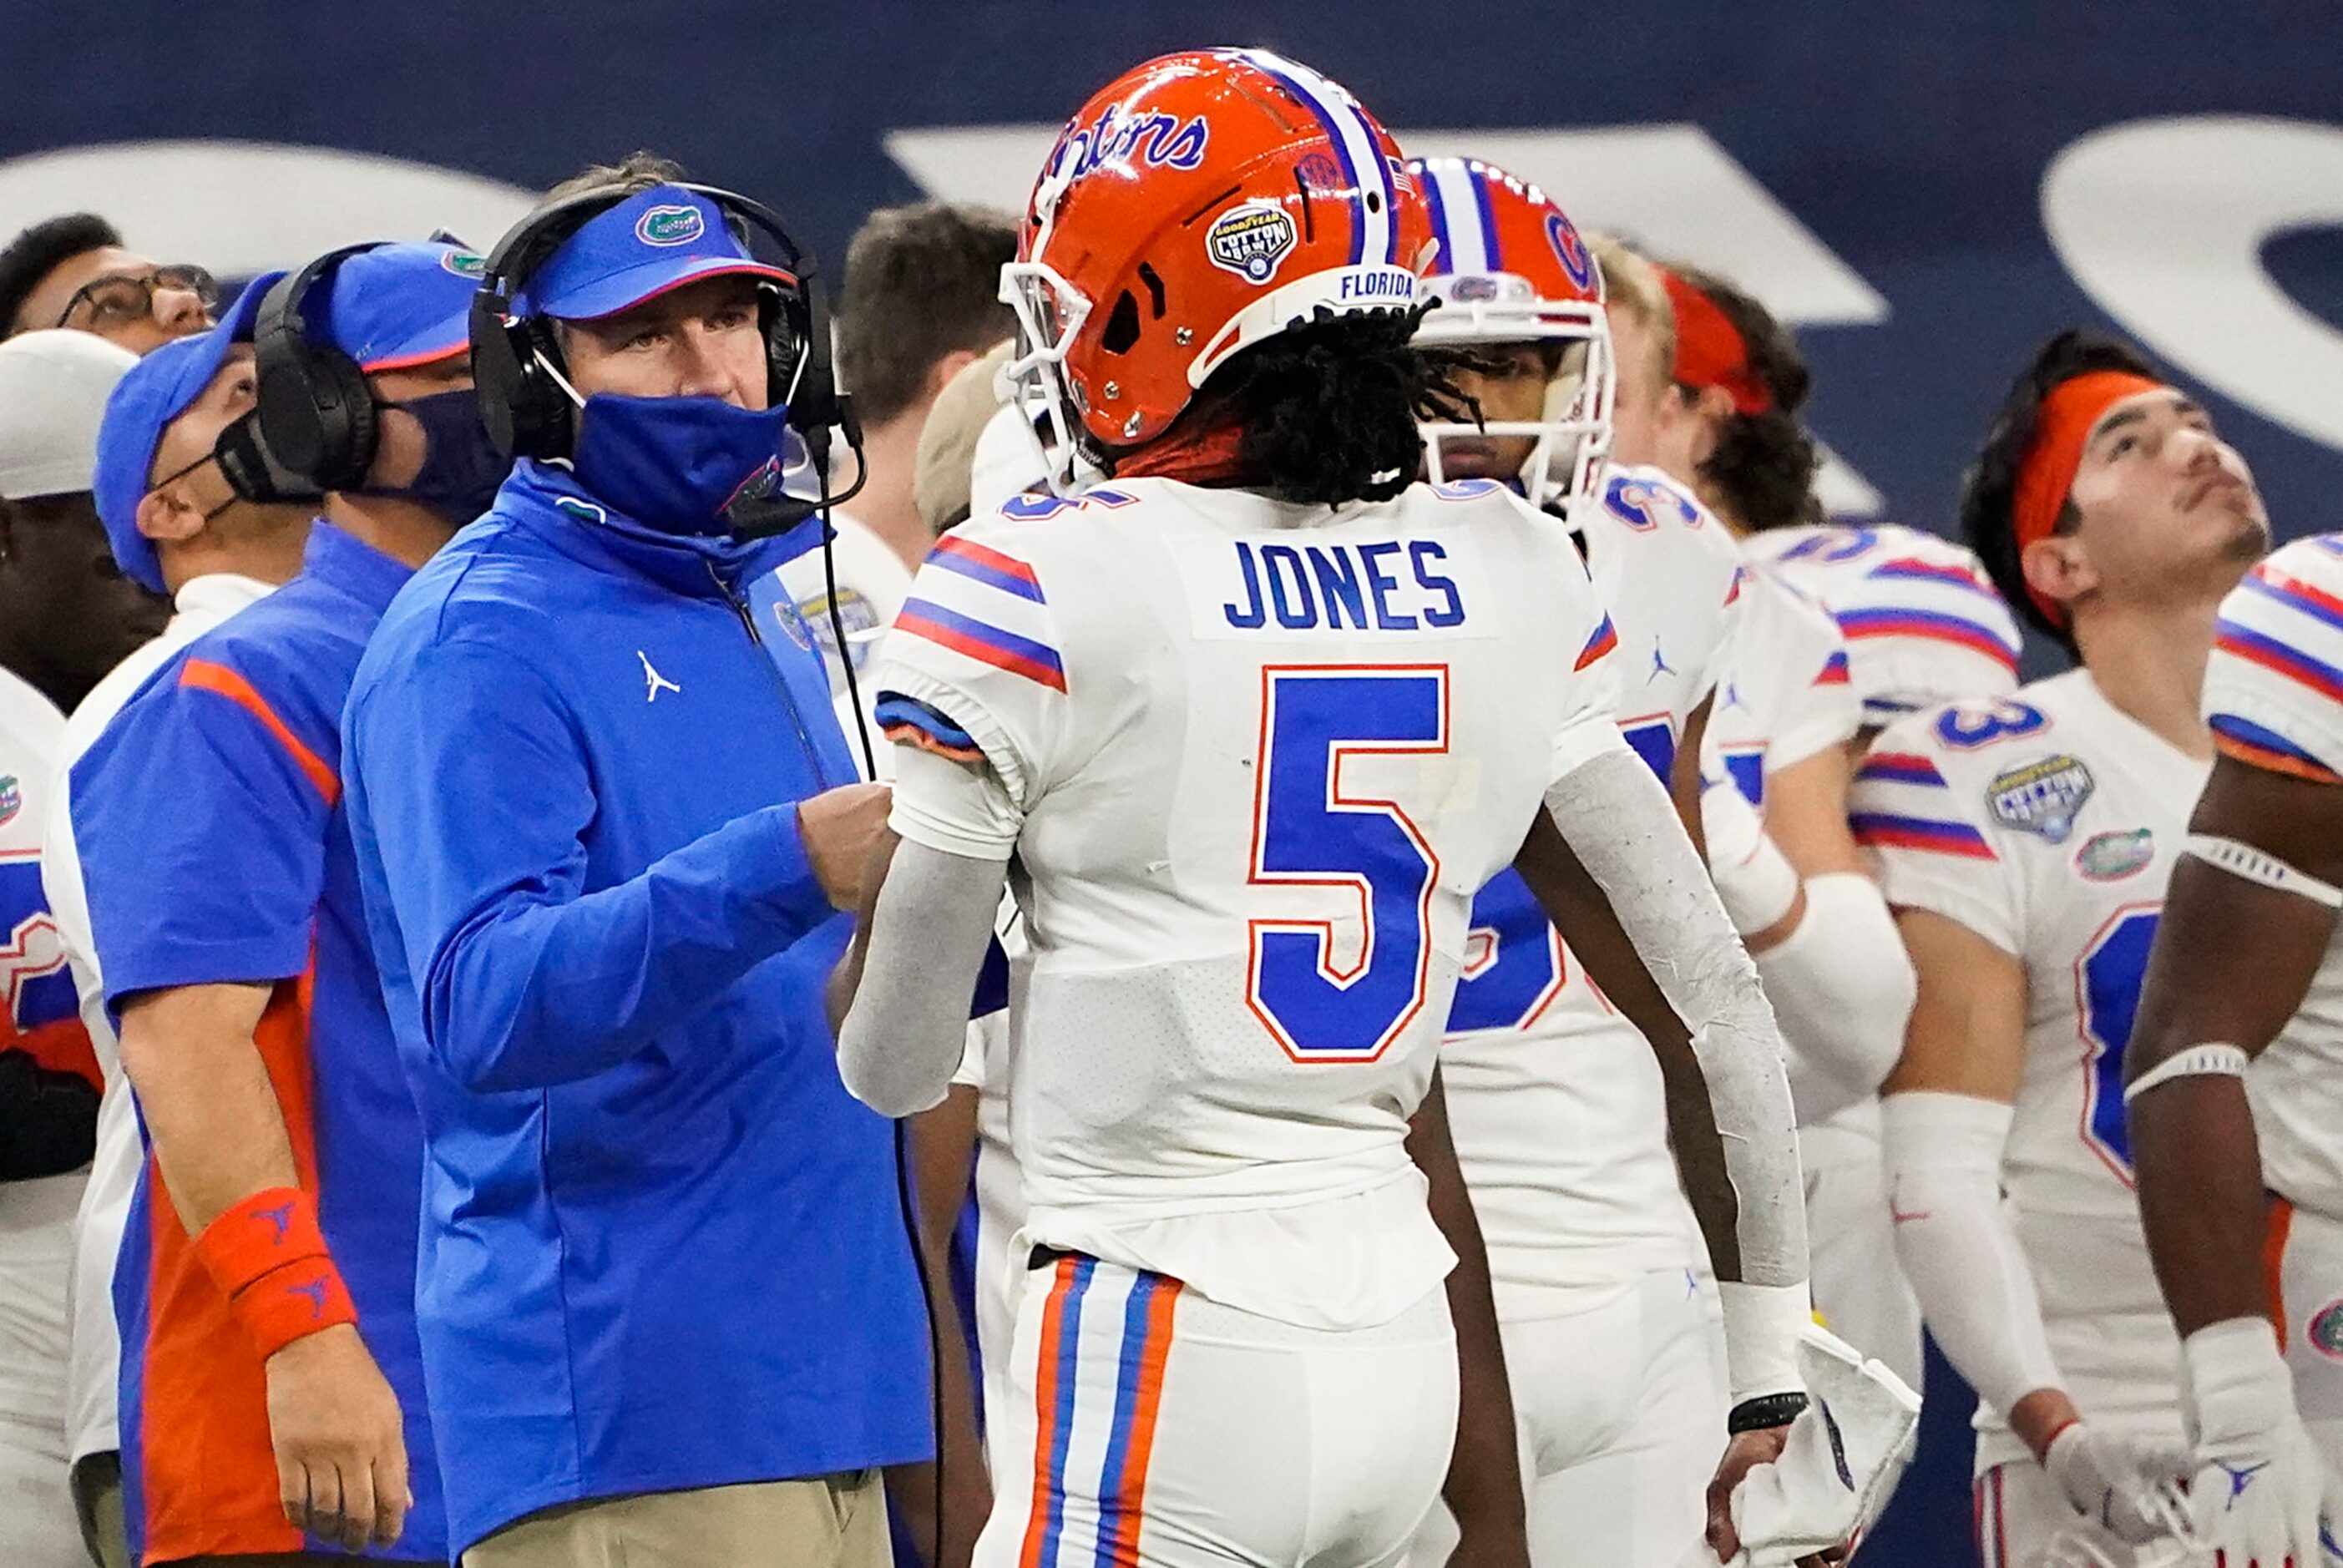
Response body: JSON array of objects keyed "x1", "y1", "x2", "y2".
[
  {"x1": 2239, "y1": 533, "x2": 2343, "y2": 604},
  {"x1": 1592, "y1": 463, "x2": 1713, "y2": 535}
]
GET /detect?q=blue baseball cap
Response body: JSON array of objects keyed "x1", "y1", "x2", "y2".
[
  {"x1": 514, "y1": 185, "x2": 794, "y2": 321},
  {"x1": 93, "y1": 273, "x2": 282, "y2": 594},
  {"x1": 319, "y1": 241, "x2": 483, "y2": 371}
]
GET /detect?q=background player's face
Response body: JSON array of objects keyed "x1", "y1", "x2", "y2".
[
  {"x1": 1430, "y1": 342, "x2": 1553, "y2": 483},
  {"x1": 559, "y1": 276, "x2": 770, "y2": 411},
  {"x1": 2057, "y1": 387, "x2": 2269, "y2": 609},
  {"x1": 1605, "y1": 305, "x2": 1668, "y2": 468}
]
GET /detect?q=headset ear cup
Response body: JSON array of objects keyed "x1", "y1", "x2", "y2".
[
  {"x1": 332, "y1": 356, "x2": 378, "y2": 490},
  {"x1": 509, "y1": 320, "x2": 572, "y2": 459},
  {"x1": 468, "y1": 291, "x2": 525, "y2": 458},
  {"x1": 785, "y1": 276, "x2": 838, "y2": 434}
]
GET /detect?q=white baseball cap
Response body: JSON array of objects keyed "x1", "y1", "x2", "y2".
[{"x1": 0, "y1": 328, "x2": 140, "y2": 501}]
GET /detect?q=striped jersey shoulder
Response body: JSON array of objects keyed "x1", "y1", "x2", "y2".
[
  {"x1": 894, "y1": 515, "x2": 1085, "y2": 695},
  {"x1": 1839, "y1": 534, "x2": 2022, "y2": 674},
  {"x1": 1847, "y1": 706, "x2": 2000, "y2": 862},
  {"x1": 2205, "y1": 534, "x2": 2343, "y2": 784}
]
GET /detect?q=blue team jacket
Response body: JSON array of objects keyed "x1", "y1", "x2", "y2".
[{"x1": 341, "y1": 460, "x2": 930, "y2": 1555}]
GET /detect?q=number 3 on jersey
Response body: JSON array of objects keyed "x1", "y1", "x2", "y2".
[
  {"x1": 2077, "y1": 903, "x2": 2159, "y2": 1177},
  {"x1": 1247, "y1": 665, "x2": 1447, "y2": 1061}
]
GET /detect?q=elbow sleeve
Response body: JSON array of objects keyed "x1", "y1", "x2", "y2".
[
  {"x1": 1882, "y1": 1090, "x2": 2063, "y2": 1419},
  {"x1": 1759, "y1": 873, "x2": 1917, "y2": 1121}
]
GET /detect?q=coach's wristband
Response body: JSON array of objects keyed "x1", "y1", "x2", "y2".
[{"x1": 191, "y1": 1186, "x2": 358, "y2": 1359}]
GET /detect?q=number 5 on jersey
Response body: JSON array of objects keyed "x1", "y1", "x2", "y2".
[{"x1": 1247, "y1": 665, "x2": 1448, "y2": 1062}]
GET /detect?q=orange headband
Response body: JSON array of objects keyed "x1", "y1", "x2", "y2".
[
  {"x1": 2010, "y1": 370, "x2": 2166, "y2": 626},
  {"x1": 1657, "y1": 266, "x2": 1772, "y2": 416}
]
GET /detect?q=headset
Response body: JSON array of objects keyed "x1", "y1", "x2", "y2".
[
  {"x1": 466, "y1": 180, "x2": 862, "y2": 534},
  {"x1": 244, "y1": 242, "x2": 391, "y2": 493}
]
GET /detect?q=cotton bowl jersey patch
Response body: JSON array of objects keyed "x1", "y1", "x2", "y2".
[
  {"x1": 2075, "y1": 828, "x2": 2154, "y2": 882},
  {"x1": 1986, "y1": 755, "x2": 2093, "y2": 843}
]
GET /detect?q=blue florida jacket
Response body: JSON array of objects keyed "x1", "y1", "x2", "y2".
[{"x1": 340, "y1": 460, "x2": 929, "y2": 1554}]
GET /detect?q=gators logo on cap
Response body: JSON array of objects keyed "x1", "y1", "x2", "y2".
[
  {"x1": 442, "y1": 250, "x2": 487, "y2": 278},
  {"x1": 636, "y1": 205, "x2": 706, "y2": 247}
]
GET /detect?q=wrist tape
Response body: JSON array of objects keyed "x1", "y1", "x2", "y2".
[{"x1": 190, "y1": 1186, "x2": 357, "y2": 1359}]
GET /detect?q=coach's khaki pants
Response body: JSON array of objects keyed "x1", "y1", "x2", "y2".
[{"x1": 463, "y1": 1470, "x2": 888, "y2": 1568}]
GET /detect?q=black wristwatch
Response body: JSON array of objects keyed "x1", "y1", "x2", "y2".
[{"x1": 1727, "y1": 1390, "x2": 1810, "y2": 1434}]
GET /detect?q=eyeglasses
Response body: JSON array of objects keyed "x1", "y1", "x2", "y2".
[{"x1": 54, "y1": 266, "x2": 220, "y2": 332}]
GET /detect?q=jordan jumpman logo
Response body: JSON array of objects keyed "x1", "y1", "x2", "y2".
[{"x1": 638, "y1": 651, "x2": 681, "y2": 702}]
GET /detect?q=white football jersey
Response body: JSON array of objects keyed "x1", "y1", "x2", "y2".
[
  {"x1": 0, "y1": 666, "x2": 73, "y2": 1447},
  {"x1": 1440, "y1": 463, "x2": 1744, "y2": 1309},
  {"x1": 872, "y1": 474, "x2": 1623, "y2": 1331},
  {"x1": 1853, "y1": 670, "x2": 2199, "y2": 1440},
  {"x1": 1703, "y1": 565, "x2": 1860, "y2": 812},
  {"x1": 1748, "y1": 524, "x2": 2024, "y2": 730},
  {"x1": 2202, "y1": 535, "x2": 2343, "y2": 1222}
]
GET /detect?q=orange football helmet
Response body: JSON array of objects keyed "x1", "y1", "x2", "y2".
[
  {"x1": 1409, "y1": 157, "x2": 1613, "y2": 508},
  {"x1": 999, "y1": 48, "x2": 1431, "y2": 491}
]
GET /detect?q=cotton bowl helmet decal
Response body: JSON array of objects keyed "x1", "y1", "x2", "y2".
[
  {"x1": 1412, "y1": 156, "x2": 1616, "y2": 509},
  {"x1": 999, "y1": 48, "x2": 1430, "y2": 490}
]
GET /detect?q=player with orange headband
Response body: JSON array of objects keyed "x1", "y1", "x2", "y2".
[{"x1": 1852, "y1": 328, "x2": 2270, "y2": 1567}]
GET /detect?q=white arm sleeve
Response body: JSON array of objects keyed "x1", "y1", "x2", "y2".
[
  {"x1": 1881, "y1": 1090, "x2": 2064, "y2": 1420},
  {"x1": 1755, "y1": 873, "x2": 1917, "y2": 1123},
  {"x1": 1544, "y1": 741, "x2": 1809, "y2": 1292},
  {"x1": 837, "y1": 841, "x2": 1010, "y2": 1119}
]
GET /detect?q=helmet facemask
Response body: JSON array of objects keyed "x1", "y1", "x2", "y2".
[
  {"x1": 996, "y1": 260, "x2": 1095, "y2": 498},
  {"x1": 1416, "y1": 282, "x2": 1616, "y2": 510}
]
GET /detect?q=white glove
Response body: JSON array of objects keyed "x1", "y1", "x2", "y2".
[
  {"x1": 2042, "y1": 1423, "x2": 2194, "y2": 1546},
  {"x1": 1724, "y1": 1323, "x2": 1923, "y2": 1565},
  {"x1": 2037, "y1": 1521, "x2": 2200, "y2": 1568},
  {"x1": 2185, "y1": 1318, "x2": 2343, "y2": 1568}
]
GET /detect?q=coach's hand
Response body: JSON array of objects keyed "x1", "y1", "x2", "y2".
[
  {"x1": 801, "y1": 783, "x2": 895, "y2": 910},
  {"x1": 265, "y1": 1323, "x2": 411, "y2": 1552}
]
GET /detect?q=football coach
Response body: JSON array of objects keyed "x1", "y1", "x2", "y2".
[{"x1": 341, "y1": 156, "x2": 929, "y2": 1568}]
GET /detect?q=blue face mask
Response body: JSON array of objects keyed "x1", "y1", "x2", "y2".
[
  {"x1": 568, "y1": 392, "x2": 797, "y2": 538},
  {"x1": 371, "y1": 388, "x2": 510, "y2": 527}
]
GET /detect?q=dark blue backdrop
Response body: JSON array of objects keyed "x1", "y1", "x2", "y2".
[{"x1": 11, "y1": 5, "x2": 2338, "y2": 1560}]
